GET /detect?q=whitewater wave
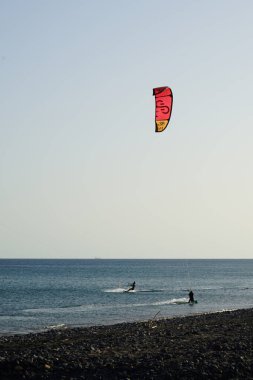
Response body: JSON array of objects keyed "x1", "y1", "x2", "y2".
[
  {"x1": 153, "y1": 297, "x2": 189, "y2": 306},
  {"x1": 104, "y1": 288, "x2": 130, "y2": 293},
  {"x1": 46, "y1": 323, "x2": 67, "y2": 330}
]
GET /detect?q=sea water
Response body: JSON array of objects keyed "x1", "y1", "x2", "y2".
[{"x1": 0, "y1": 259, "x2": 253, "y2": 335}]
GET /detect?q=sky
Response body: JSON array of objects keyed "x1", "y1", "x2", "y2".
[{"x1": 1, "y1": 0, "x2": 253, "y2": 259}]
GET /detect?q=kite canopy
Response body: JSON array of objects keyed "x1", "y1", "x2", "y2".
[{"x1": 153, "y1": 86, "x2": 173, "y2": 132}]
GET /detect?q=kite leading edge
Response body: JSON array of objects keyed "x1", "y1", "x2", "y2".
[{"x1": 153, "y1": 86, "x2": 173, "y2": 132}]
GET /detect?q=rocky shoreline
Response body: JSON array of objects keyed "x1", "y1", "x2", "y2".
[{"x1": 0, "y1": 308, "x2": 253, "y2": 379}]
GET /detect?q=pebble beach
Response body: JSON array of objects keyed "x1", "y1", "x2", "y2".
[{"x1": 0, "y1": 308, "x2": 253, "y2": 379}]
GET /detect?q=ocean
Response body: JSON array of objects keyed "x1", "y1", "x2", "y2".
[{"x1": 1, "y1": 259, "x2": 253, "y2": 335}]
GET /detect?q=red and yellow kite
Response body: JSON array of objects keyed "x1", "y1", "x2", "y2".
[{"x1": 153, "y1": 86, "x2": 173, "y2": 132}]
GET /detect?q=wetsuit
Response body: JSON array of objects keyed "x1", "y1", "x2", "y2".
[
  {"x1": 127, "y1": 282, "x2": 135, "y2": 291},
  {"x1": 189, "y1": 290, "x2": 194, "y2": 303}
]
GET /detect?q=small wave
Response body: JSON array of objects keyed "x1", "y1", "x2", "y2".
[
  {"x1": 216, "y1": 308, "x2": 236, "y2": 313},
  {"x1": 23, "y1": 304, "x2": 96, "y2": 313},
  {"x1": 138, "y1": 289, "x2": 163, "y2": 293},
  {"x1": 46, "y1": 323, "x2": 67, "y2": 330},
  {"x1": 23, "y1": 307, "x2": 63, "y2": 314},
  {"x1": 118, "y1": 298, "x2": 189, "y2": 308},
  {"x1": 184, "y1": 285, "x2": 253, "y2": 291},
  {"x1": 200, "y1": 287, "x2": 224, "y2": 290},
  {"x1": 181, "y1": 287, "x2": 223, "y2": 291},
  {"x1": 23, "y1": 297, "x2": 191, "y2": 315},
  {"x1": 104, "y1": 288, "x2": 163, "y2": 293},
  {"x1": 240, "y1": 287, "x2": 253, "y2": 290},
  {"x1": 0, "y1": 315, "x2": 36, "y2": 321}
]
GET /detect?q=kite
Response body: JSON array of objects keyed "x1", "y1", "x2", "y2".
[{"x1": 153, "y1": 86, "x2": 173, "y2": 132}]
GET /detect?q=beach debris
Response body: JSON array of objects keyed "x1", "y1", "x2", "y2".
[{"x1": 148, "y1": 310, "x2": 161, "y2": 329}]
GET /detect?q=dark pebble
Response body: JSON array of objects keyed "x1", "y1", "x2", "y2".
[{"x1": 0, "y1": 308, "x2": 253, "y2": 379}]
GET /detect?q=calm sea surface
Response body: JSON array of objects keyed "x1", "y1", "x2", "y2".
[{"x1": 0, "y1": 259, "x2": 253, "y2": 335}]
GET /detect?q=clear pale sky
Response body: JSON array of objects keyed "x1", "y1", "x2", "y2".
[{"x1": 1, "y1": 1, "x2": 253, "y2": 259}]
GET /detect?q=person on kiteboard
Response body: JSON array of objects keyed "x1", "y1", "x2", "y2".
[
  {"x1": 188, "y1": 289, "x2": 194, "y2": 303},
  {"x1": 127, "y1": 281, "x2": 136, "y2": 292}
]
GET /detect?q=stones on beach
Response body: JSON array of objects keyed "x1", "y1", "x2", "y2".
[
  {"x1": 14, "y1": 364, "x2": 24, "y2": 372},
  {"x1": 0, "y1": 309, "x2": 253, "y2": 379}
]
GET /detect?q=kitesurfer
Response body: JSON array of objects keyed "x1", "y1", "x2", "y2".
[
  {"x1": 188, "y1": 289, "x2": 194, "y2": 303},
  {"x1": 127, "y1": 281, "x2": 135, "y2": 292}
]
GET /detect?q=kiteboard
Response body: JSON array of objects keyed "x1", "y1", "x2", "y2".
[{"x1": 189, "y1": 300, "x2": 198, "y2": 305}]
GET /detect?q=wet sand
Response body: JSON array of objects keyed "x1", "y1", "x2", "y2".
[{"x1": 0, "y1": 308, "x2": 253, "y2": 379}]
